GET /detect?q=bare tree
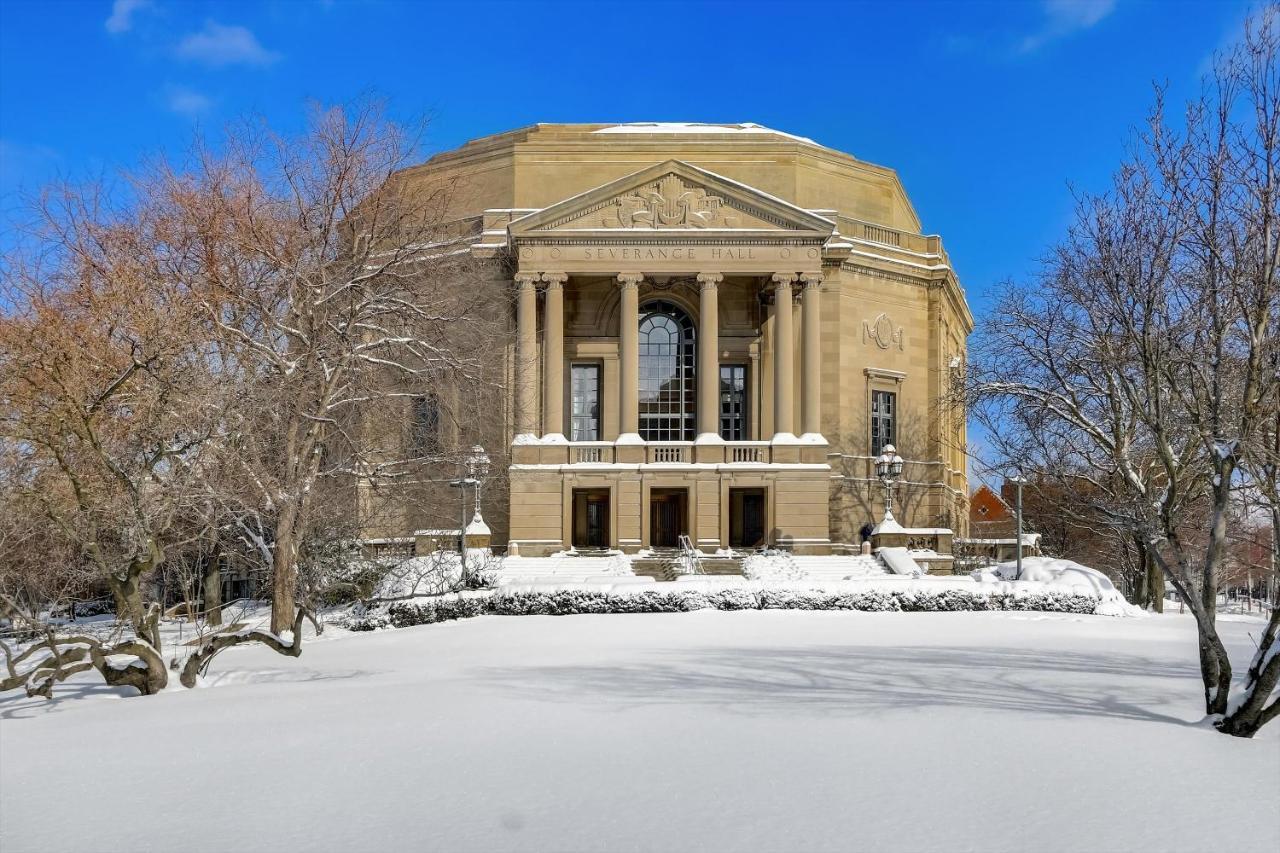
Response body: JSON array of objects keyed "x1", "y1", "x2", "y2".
[
  {"x1": 970, "y1": 9, "x2": 1280, "y2": 736},
  {"x1": 159, "y1": 101, "x2": 505, "y2": 632},
  {"x1": 0, "y1": 178, "x2": 221, "y2": 639}
]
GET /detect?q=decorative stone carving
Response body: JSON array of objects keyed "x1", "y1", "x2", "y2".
[
  {"x1": 602, "y1": 174, "x2": 741, "y2": 229},
  {"x1": 863, "y1": 312, "x2": 905, "y2": 350}
]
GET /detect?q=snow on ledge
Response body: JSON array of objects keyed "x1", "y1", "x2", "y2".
[{"x1": 590, "y1": 122, "x2": 818, "y2": 145}]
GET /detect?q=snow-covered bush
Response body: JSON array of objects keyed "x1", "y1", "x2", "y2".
[
  {"x1": 975, "y1": 557, "x2": 1139, "y2": 616},
  {"x1": 370, "y1": 584, "x2": 1104, "y2": 629}
]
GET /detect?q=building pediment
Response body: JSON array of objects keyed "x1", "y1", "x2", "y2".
[{"x1": 508, "y1": 160, "x2": 836, "y2": 240}]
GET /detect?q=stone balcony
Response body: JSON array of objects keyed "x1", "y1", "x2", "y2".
[{"x1": 511, "y1": 439, "x2": 830, "y2": 467}]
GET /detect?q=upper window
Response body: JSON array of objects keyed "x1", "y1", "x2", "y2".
[
  {"x1": 871, "y1": 389, "x2": 896, "y2": 457},
  {"x1": 409, "y1": 393, "x2": 441, "y2": 457},
  {"x1": 571, "y1": 364, "x2": 601, "y2": 441},
  {"x1": 719, "y1": 364, "x2": 748, "y2": 441},
  {"x1": 638, "y1": 300, "x2": 696, "y2": 442}
]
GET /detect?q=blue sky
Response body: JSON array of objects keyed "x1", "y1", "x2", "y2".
[{"x1": 0, "y1": 0, "x2": 1249, "y2": 319}]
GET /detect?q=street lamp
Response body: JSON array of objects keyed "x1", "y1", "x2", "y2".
[
  {"x1": 449, "y1": 444, "x2": 490, "y2": 582},
  {"x1": 875, "y1": 443, "x2": 905, "y2": 522},
  {"x1": 1009, "y1": 473, "x2": 1028, "y2": 580}
]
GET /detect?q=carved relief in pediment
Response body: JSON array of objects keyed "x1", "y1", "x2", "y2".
[{"x1": 551, "y1": 174, "x2": 777, "y2": 230}]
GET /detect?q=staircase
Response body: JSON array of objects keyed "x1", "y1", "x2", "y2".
[
  {"x1": 499, "y1": 553, "x2": 631, "y2": 584},
  {"x1": 630, "y1": 548, "x2": 746, "y2": 581},
  {"x1": 789, "y1": 554, "x2": 887, "y2": 581}
]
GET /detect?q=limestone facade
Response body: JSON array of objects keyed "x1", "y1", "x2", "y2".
[{"x1": 377, "y1": 123, "x2": 973, "y2": 556}]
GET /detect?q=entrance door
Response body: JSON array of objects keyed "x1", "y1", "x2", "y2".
[
  {"x1": 649, "y1": 488, "x2": 688, "y2": 548},
  {"x1": 572, "y1": 489, "x2": 610, "y2": 549},
  {"x1": 729, "y1": 488, "x2": 766, "y2": 549}
]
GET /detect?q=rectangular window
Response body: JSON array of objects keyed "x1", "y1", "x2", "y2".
[
  {"x1": 571, "y1": 364, "x2": 601, "y2": 441},
  {"x1": 719, "y1": 364, "x2": 748, "y2": 441},
  {"x1": 409, "y1": 393, "x2": 440, "y2": 457},
  {"x1": 871, "y1": 390, "x2": 896, "y2": 457}
]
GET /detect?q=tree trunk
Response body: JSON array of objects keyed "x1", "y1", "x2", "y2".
[
  {"x1": 271, "y1": 504, "x2": 299, "y2": 634},
  {"x1": 203, "y1": 553, "x2": 223, "y2": 628},
  {"x1": 108, "y1": 572, "x2": 144, "y2": 631},
  {"x1": 1132, "y1": 537, "x2": 1150, "y2": 608},
  {"x1": 1148, "y1": 556, "x2": 1164, "y2": 613},
  {"x1": 1216, "y1": 606, "x2": 1280, "y2": 737}
]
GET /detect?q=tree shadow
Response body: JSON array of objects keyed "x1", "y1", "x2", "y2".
[
  {"x1": 0, "y1": 666, "x2": 372, "y2": 721},
  {"x1": 478, "y1": 645, "x2": 1201, "y2": 727}
]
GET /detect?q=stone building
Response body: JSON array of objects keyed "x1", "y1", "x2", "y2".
[{"x1": 373, "y1": 123, "x2": 973, "y2": 556}]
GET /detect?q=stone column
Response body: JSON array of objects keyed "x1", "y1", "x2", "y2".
[
  {"x1": 771, "y1": 273, "x2": 797, "y2": 439},
  {"x1": 617, "y1": 273, "x2": 643, "y2": 440},
  {"x1": 541, "y1": 272, "x2": 567, "y2": 439},
  {"x1": 696, "y1": 273, "x2": 723, "y2": 440},
  {"x1": 799, "y1": 272, "x2": 823, "y2": 439},
  {"x1": 514, "y1": 272, "x2": 540, "y2": 438}
]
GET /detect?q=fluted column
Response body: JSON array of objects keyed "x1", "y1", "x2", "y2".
[
  {"x1": 800, "y1": 272, "x2": 823, "y2": 439},
  {"x1": 617, "y1": 273, "x2": 643, "y2": 440},
  {"x1": 771, "y1": 273, "x2": 797, "y2": 439},
  {"x1": 514, "y1": 272, "x2": 540, "y2": 438},
  {"x1": 696, "y1": 273, "x2": 723, "y2": 439},
  {"x1": 541, "y1": 272, "x2": 567, "y2": 439}
]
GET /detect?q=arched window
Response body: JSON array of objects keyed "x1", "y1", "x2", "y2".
[{"x1": 638, "y1": 300, "x2": 696, "y2": 441}]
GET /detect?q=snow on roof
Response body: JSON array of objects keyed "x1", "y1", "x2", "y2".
[{"x1": 591, "y1": 122, "x2": 818, "y2": 146}]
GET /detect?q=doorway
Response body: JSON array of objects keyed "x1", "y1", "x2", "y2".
[
  {"x1": 572, "y1": 489, "x2": 610, "y2": 549},
  {"x1": 729, "y1": 488, "x2": 767, "y2": 549},
  {"x1": 649, "y1": 488, "x2": 688, "y2": 548}
]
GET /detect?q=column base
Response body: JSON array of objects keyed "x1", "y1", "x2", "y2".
[
  {"x1": 694, "y1": 432, "x2": 725, "y2": 444},
  {"x1": 770, "y1": 432, "x2": 802, "y2": 445},
  {"x1": 797, "y1": 432, "x2": 828, "y2": 445},
  {"x1": 540, "y1": 433, "x2": 568, "y2": 444},
  {"x1": 615, "y1": 432, "x2": 645, "y2": 445}
]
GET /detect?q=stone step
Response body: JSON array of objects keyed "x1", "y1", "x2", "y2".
[
  {"x1": 630, "y1": 559, "x2": 677, "y2": 581},
  {"x1": 697, "y1": 558, "x2": 744, "y2": 576}
]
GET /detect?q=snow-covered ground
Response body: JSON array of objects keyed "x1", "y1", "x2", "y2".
[{"x1": 2, "y1": 610, "x2": 1276, "y2": 852}]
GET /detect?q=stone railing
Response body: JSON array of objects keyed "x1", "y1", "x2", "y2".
[
  {"x1": 648, "y1": 443, "x2": 691, "y2": 463},
  {"x1": 727, "y1": 442, "x2": 770, "y2": 463},
  {"x1": 551, "y1": 441, "x2": 776, "y2": 465},
  {"x1": 837, "y1": 216, "x2": 946, "y2": 259},
  {"x1": 571, "y1": 443, "x2": 613, "y2": 464}
]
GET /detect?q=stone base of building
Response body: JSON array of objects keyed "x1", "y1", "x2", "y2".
[{"x1": 507, "y1": 445, "x2": 833, "y2": 556}]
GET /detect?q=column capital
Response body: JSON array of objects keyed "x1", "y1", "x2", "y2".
[
  {"x1": 771, "y1": 272, "x2": 798, "y2": 289},
  {"x1": 696, "y1": 272, "x2": 723, "y2": 289},
  {"x1": 800, "y1": 272, "x2": 824, "y2": 288},
  {"x1": 541, "y1": 271, "x2": 567, "y2": 288},
  {"x1": 514, "y1": 272, "x2": 540, "y2": 289},
  {"x1": 617, "y1": 272, "x2": 644, "y2": 288}
]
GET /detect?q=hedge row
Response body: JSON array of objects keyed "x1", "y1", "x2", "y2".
[{"x1": 347, "y1": 586, "x2": 1103, "y2": 630}]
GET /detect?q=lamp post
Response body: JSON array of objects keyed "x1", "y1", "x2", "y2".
[
  {"x1": 875, "y1": 444, "x2": 905, "y2": 522},
  {"x1": 449, "y1": 445, "x2": 490, "y2": 582},
  {"x1": 1009, "y1": 473, "x2": 1028, "y2": 580}
]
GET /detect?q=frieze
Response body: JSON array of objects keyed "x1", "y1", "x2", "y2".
[{"x1": 516, "y1": 242, "x2": 823, "y2": 272}]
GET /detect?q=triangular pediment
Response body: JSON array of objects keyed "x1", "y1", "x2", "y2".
[{"x1": 509, "y1": 160, "x2": 835, "y2": 237}]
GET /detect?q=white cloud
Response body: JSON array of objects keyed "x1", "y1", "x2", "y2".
[
  {"x1": 1019, "y1": 0, "x2": 1117, "y2": 54},
  {"x1": 175, "y1": 20, "x2": 280, "y2": 67},
  {"x1": 164, "y1": 85, "x2": 213, "y2": 118},
  {"x1": 104, "y1": 0, "x2": 153, "y2": 35}
]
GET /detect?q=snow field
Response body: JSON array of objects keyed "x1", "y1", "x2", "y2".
[{"x1": 1, "y1": 610, "x2": 1275, "y2": 853}]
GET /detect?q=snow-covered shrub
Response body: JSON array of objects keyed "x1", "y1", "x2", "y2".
[
  {"x1": 703, "y1": 587, "x2": 760, "y2": 610},
  {"x1": 386, "y1": 594, "x2": 489, "y2": 628},
  {"x1": 974, "y1": 557, "x2": 1139, "y2": 616},
  {"x1": 353, "y1": 579, "x2": 1111, "y2": 633},
  {"x1": 343, "y1": 609, "x2": 393, "y2": 631}
]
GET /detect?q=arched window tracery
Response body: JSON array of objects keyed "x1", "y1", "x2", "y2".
[{"x1": 638, "y1": 300, "x2": 696, "y2": 441}]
